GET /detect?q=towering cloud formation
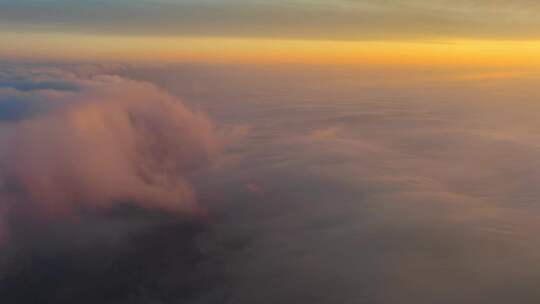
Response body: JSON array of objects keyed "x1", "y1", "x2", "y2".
[{"x1": 0, "y1": 70, "x2": 218, "y2": 244}]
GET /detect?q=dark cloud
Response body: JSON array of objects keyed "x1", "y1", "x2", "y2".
[
  {"x1": 0, "y1": 209, "x2": 231, "y2": 304},
  {"x1": 0, "y1": 80, "x2": 79, "y2": 92},
  {"x1": 2, "y1": 0, "x2": 540, "y2": 40}
]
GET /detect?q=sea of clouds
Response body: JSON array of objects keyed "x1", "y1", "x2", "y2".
[{"x1": 2, "y1": 63, "x2": 540, "y2": 303}]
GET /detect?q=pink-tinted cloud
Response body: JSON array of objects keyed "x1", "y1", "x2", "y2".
[{"x1": 0, "y1": 73, "x2": 218, "y2": 237}]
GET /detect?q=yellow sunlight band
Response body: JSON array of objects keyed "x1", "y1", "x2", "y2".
[{"x1": 2, "y1": 31, "x2": 540, "y2": 67}]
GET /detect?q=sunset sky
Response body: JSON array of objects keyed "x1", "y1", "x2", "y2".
[
  {"x1": 3, "y1": 0, "x2": 540, "y2": 65},
  {"x1": 4, "y1": 2, "x2": 540, "y2": 304}
]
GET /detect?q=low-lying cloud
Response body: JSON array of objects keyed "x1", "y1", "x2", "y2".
[{"x1": 4, "y1": 64, "x2": 540, "y2": 303}]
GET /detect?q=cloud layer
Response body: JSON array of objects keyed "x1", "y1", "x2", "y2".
[
  {"x1": 3, "y1": 64, "x2": 540, "y2": 303},
  {"x1": 2, "y1": 0, "x2": 540, "y2": 40}
]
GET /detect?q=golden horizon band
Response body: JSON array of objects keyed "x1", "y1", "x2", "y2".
[{"x1": 2, "y1": 31, "x2": 540, "y2": 68}]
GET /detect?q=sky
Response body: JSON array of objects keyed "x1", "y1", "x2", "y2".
[
  {"x1": 3, "y1": 2, "x2": 540, "y2": 304},
  {"x1": 3, "y1": 0, "x2": 540, "y2": 65}
]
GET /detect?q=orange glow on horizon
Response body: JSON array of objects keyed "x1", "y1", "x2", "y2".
[{"x1": 3, "y1": 31, "x2": 540, "y2": 68}]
